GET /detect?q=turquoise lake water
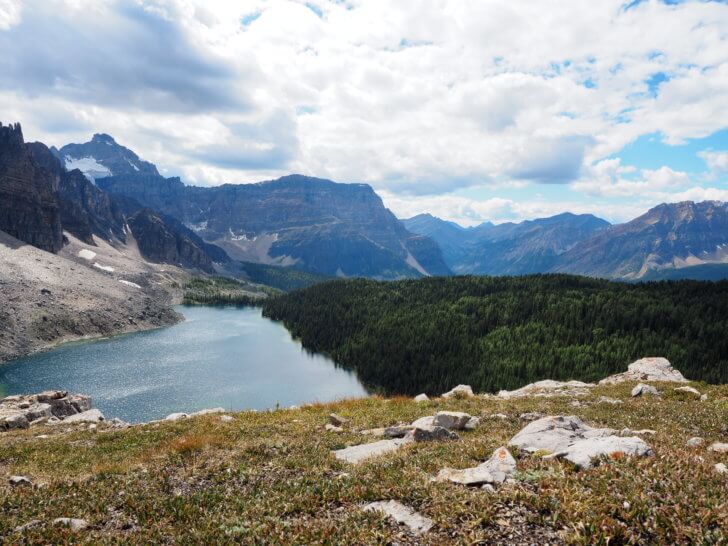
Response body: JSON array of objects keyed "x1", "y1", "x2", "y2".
[{"x1": 0, "y1": 306, "x2": 368, "y2": 423}]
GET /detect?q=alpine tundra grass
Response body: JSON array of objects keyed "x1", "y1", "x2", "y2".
[{"x1": 1, "y1": 382, "x2": 726, "y2": 544}]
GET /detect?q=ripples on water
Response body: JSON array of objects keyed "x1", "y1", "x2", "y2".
[{"x1": 0, "y1": 306, "x2": 368, "y2": 423}]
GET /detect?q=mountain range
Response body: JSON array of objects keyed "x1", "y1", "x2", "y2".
[{"x1": 2, "y1": 121, "x2": 728, "y2": 283}]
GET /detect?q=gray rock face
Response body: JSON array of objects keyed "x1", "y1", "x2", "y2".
[
  {"x1": 497, "y1": 380, "x2": 595, "y2": 399},
  {"x1": 363, "y1": 500, "x2": 433, "y2": 535},
  {"x1": 508, "y1": 415, "x2": 652, "y2": 469},
  {"x1": 601, "y1": 357, "x2": 688, "y2": 384},
  {"x1": 333, "y1": 438, "x2": 411, "y2": 465},
  {"x1": 436, "y1": 446, "x2": 517, "y2": 486},
  {"x1": 1, "y1": 391, "x2": 92, "y2": 431},
  {"x1": 631, "y1": 383, "x2": 660, "y2": 397},
  {"x1": 0, "y1": 123, "x2": 63, "y2": 253},
  {"x1": 432, "y1": 411, "x2": 472, "y2": 430},
  {"x1": 441, "y1": 384, "x2": 475, "y2": 399}
]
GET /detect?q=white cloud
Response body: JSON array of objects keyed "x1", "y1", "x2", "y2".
[
  {"x1": 2, "y1": 0, "x2": 727, "y2": 219},
  {"x1": 699, "y1": 150, "x2": 728, "y2": 177}
]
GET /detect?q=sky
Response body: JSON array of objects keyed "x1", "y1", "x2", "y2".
[{"x1": 1, "y1": 0, "x2": 727, "y2": 226}]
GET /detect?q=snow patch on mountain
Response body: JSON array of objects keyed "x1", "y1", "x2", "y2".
[{"x1": 64, "y1": 156, "x2": 111, "y2": 182}]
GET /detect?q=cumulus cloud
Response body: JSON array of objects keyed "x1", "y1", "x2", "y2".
[
  {"x1": 2, "y1": 0, "x2": 726, "y2": 218},
  {"x1": 699, "y1": 150, "x2": 728, "y2": 177}
]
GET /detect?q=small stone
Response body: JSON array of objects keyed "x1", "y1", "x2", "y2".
[
  {"x1": 441, "y1": 384, "x2": 474, "y2": 399},
  {"x1": 708, "y1": 442, "x2": 728, "y2": 453},
  {"x1": 715, "y1": 463, "x2": 728, "y2": 475},
  {"x1": 325, "y1": 423, "x2": 343, "y2": 433},
  {"x1": 220, "y1": 415, "x2": 234, "y2": 423},
  {"x1": 333, "y1": 438, "x2": 410, "y2": 464},
  {"x1": 489, "y1": 413, "x2": 508, "y2": 419},
  {"x1": 464, "y1": 416, "x2": 481, "y2": 431},
  {"x1": 9, "y1": 475, "x2": 32, "y2": 487},
  {"x1": 481, "y1": 484, "x2": 495, "y2": 492},
  {"x1": 432, "y1": 411, "x2": 472, "y2": 430},
  {"x1": 14, "y1": 519, "x2": 42, "y2": 532},
  {"x1": 406, "y1": 426, "x2": 459, "y2": 442},
  {"x1": 414, "y1": 394, "x2": 429, "y2": 402},
  {"x1": 329, "y1": 413, "x2": 349, "y2": 427},
  {"x1": 631, "y1": 383, "x2": 659, "y2": 397},
  {"x1": 363, "y1": 500, "x2": 433, "y2": 535},
  {"x1": 61, "y1": 409, "x2": 104, "y2": 423},
  {"x1": 164, "y1": 412, "x2": 188, "y2": 421},
  {"x1": 53, "y1": 518, "x2": 89, "y2": 531},
  {"x1": 436, "y1": 446, "x2": 517, "y2": 486},
  {"x1": 674, "y1": 386, "x2": 701, "y2": 398},
  {"x1": 570, "y1": 400, "x2": 582, "y2": 407},
  {"x1": 700, "y1": 394, "x2": 708, "y2": 401},
  {"x1": 623, "y1": 501, "x2": 631, "y2": 510},
  {"x1": 687, "y1": 437, "x2": 704, "y2": 447}
]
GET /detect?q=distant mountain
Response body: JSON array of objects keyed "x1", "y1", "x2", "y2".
[
  {"x1": 639, "y1": 263, "x2": 728, "y2": 282},
  {"x1": 404, "y1": 211, "x2": 610, "y2": 275},
  {"x1": 98, "y1": 171, "x2": 451, "y2": 278},
  {"x1": 402, "y1": 214, "x2": 472, "y2": 265},
  {"x1": 56, "y1": 133, "x2": 159, "y2": 182},
  {"x1": 552, "y1": 201, "x2": 728, "y2": 279},
  {"x1": 0, "y1": 123, "x2": 63, "y2": 253}
]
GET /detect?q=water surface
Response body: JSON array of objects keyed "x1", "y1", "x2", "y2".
[{"x1": 0, "y1": 306, "x2": 367, "y2": 422}]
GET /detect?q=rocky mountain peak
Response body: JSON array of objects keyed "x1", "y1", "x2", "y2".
[
  {"x1": 91, "y1": 133, "x2": 117, "y2": 145},
  {"x1": 0, "y1": 122, "x2": 24, "y2": 149}
]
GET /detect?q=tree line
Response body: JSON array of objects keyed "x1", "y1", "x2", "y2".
[{"x1": 261, "y1": 275, "x2": 728, "y2": 395}]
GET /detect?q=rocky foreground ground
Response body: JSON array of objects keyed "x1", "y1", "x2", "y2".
[{"x1": 0, "y1": 359, "x2": 726, "y2": 544}]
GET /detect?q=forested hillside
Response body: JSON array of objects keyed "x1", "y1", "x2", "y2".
[{"x1": 262, "y1": 275, "x2": 728, "y2": 394}]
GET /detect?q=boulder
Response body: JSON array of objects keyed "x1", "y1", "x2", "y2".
[
  {"x1": 631, "y1": 383, "x2": 659, "y2": 397},
  {"x1": 708, "y1": 442, "x2": 728, "y2": 453},
  {"x1": 0, "y1": 412, "x2": 29, "y2": 430},
  {"x1": 363, "y1": 500, "x2": 433, "y2": 535},
  {"x1": 164, "y1": 412, "x2": 188, "y2": 421},
  {"x1": 674, "y1": 386, "x2": 701, "y2": 398},
  {"x1": 436, "y1": 446, "x2": 517, "y2": 486},
  {"x1": 405, "y1": 426, "x2": 459, "y2": 442},
  {"x1": 325, "y1": 424, "x2": 343, "y2": 433},
  {"x1": 544, "y1": 436, "x2": 653, "y2": 469},
  {"x1": 508, "y1": 415, "x2": 616, "y2": 454},
  {"x1": 497, "y1": 380, "x2": 594, "y2": 399},
  {"x1": 61, "y1": 409, "x2": 104, "y2": 424},
  {"x1": 687, "y1": 437, "x2": 704, "y2": 447},
  {"x1": 715, "y1": 463, "x2": 727, "y2": 475},
  {"x1": 600, "y1": 357, "x2": 688, "y2": 384},
  {"x1": 414, "y1": 394, "x2": 429, "y2": 403},
  {"x1": 432, "y1": 411, "x2": 472, "y2": 430},
  {"x1": 441, "y1": 384, "x2": 474, "y2": 399},
  {"x1": 333, "y1": 438, "x2": 410, "y2": 465},
  {"x1": 1, "y1": 391, "x2": 93, "y2": 431}
]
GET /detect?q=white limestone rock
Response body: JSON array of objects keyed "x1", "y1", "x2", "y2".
[
  {"x1": 325, "y1": 424, "x2": 343, "y2": 433},
  {"x1": 363, "y1": 500, "x2": 433, "y2": 535},
  {"x1": 715, "y1": 463, "x2": 728, "y2": 475},
  {"x1": 333, "y1": 438, "x2": 410, "y2": 465},
  {"x1": 497, "y1": 380, "x2": 595, "y2": 399},
  {"x1": 53, "y1": 518, "x2": 89, "y2": 531},
  {"x1": 674, "y1": 386, "x2": 701, "y2": 398},
  {"x1": 9, "y1": 475, "x2": 32, "y2": 487},
  {"x1": 687, "y1": 437, "x2": 704, "y2": 447},
  {"x1": 441, "y1": 384, "x2": 474, "y2": 399},
  {"x1": 164, "y1": 412, "x2": 188, "y2": 421},
  {"x1": 708, "y1": 442, "x2": 728, "y2": 453},
  {"x1": 508, "y1": 415, "x2": 616, "y2": 455},
  {"x1": 411, "y1": 416, "x2": 435, "y2": 428},
  {"x1": 545, "y1": 436, "x2": 653, "y2": 469},
  {"x1": 600, "y1": 357, "x2": 688, "y2": 384},
  {"x1": 414, "y1": 394, "x2": 429, "y2": 403},
  {"x1": 436, "y1": 446, "x2": 517, "y2": 486}
]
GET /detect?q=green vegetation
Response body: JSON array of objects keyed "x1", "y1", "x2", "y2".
[
  {"x1": 262, "y1": 275, "x2": 728, "y2": 395},
  {"x1": 182, "y1": 276, "x2": 276, "y2": 306},
  {"x1": 0, "y1": 383, "x2": 726, "y2": 544},
  {"x1": 236, "y1": 261, "x2": 330, "y2": 292}
]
